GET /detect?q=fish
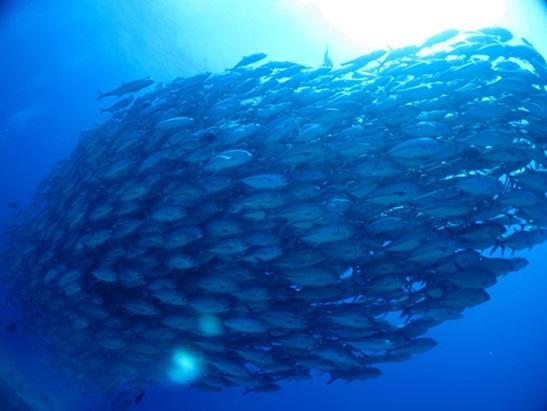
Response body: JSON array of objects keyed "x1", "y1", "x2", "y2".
[
  {"x1": 240, "y1": 174, "x2": 287, "y2": 190},
  {"x1": 389, "y1": 338, "x2": 438, "y2": 356},
  {"x1": 341, "y1": 49, "x2": 386, "y2": 68},
  {"x1": 7, "y1": 201, "x2": 20, "y2": 209},
  {"x1": 322, "y1": 45, "x2": 333, "y2": 68},
  {"x1": 123, "y1": 301, "x2": 161, "y2": 316},
  {"x1": 97, "y1": 77, "x2": 154, "y2": 99},
  {"x1": 232, "y1": 52, "x2": 267, "y2": 69},
  {"x1": 91, "y1": 267, "x2": 117, "y2": 283},
  {"x1": 223, "y1": 317, "x2": 267, "y2": 333},
  {"x1": 301, "y1": 224, "x2": 354, "y2": 245},
  {"x1": 243, "y1": 382, "x2": 282, "y2": 395},
  {"x1": 150, "y1": 206, "x2": 186, "y2": 222},
  {"x1": 388, "y1": 137, "x2": 444, "y2": 159},
  {"x1": 166, "y1": 254, "x2": 197, "y2": 270},
  {"x1": 156, "y1": 116, "x2": 195, "y2": 130},
  {"x1": 5, "y1": 323, "x2": 17, "y2": 333},
  {"x1": 283, "y1": 267, "x2": 339, "y2": 287},
  {"x1": 384, "y1": 44, "x2": 420, "y2": 62},
  {"x1": 151, "y1": 290, "x2": 186, "y2": 306},
  {"x1": 100, "y1": 96, "x2": 134, "y2": 113},
  {"x1": 135, "y1": 390, "x2": 145, "y2": 403},
  {"x1": 477, "y1": 26, "x2": 513, "y2": 42},
  {"x1": 420, "y1": 28, "x2": 460, "y2": 48},
  {"x1": 327, "y1": 367, "x2": 382, "y2": 383},
  {"x1": 203, "y1": 149, "x2": 253, "y2": 172}
]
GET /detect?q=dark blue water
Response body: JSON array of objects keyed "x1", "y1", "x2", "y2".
[{"x1": 1, "y1": 1, "x2": 546, "y2": 410}]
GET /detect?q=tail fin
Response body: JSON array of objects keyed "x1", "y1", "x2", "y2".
[
  {"x1": 323, "y1": 45, "x2": 333, "y2": 68},
  {"x1": 243, "y1": 303, "x2": 255, "y2": 314},
  {"x1": 96, "y1": 90, "x2": 106, "y2": 100},
  {"x1": 489, "y1": 239, "x2": 505, "y2": 255}
]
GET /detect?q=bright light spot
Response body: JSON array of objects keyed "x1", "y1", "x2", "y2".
[
  {"x1": 340, "y1": 267, "x2": 353, "y2": 279},
  {"x1": 198, "y1": 315, "x2": 223, "y2": 336},
  {"x1": 168, "y1": 350, "x2": 201, "y2": 384},
  {"x1": 286, "y1": 0, "x2": 508, "y2": 48}
]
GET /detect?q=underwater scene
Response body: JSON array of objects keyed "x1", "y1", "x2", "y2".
[{"x1": 1, "y1": 1, "x2": 547, "y2": 410}]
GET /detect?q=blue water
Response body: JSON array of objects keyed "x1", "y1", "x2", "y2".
[{"x1": 1, "y1": 1, "x2": 546, "y2": 410}]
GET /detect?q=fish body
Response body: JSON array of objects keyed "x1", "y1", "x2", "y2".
[
  {"x1": 100, "y1": 96, "x2": 134, "y2": 113},
  {"x1": 204, "y1": 149, "x2": 253, "y2": 172},
  {"x1": 97, "y1": 77, "x2": 154, "y2": 99},
  {"x1": 232, "y1": 53, "x2": 267, "y2": 69},
  {"x1": 420, "y1": 28, "x2": 460, "y2": 48}
]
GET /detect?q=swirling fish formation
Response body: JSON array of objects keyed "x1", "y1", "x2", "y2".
[{"x1": 3, "y1": 27, "x2": 547, "y2": 393}]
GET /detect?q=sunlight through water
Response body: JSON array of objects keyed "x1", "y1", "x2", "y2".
[
  {"x1": 284, "y1": 0, "x2": 509, "y2": 48},
  {"x1": 168, "y1": 350, "x2": 202, "y2": 384}
]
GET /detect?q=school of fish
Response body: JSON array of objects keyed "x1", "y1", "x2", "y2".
[{"x1": 3, "y1": 27, "x2": 547, "y2": 394}]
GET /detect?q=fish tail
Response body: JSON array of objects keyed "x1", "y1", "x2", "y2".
[
  {"x1": 491, "y1": 239, "x2": 505, "y2": 255},
  {"x1": 96, "y1": 90, "x2": 106, "y2": 100},
  {"x1": 243, "y1": 303, "x2": 256, "y2": 315}
]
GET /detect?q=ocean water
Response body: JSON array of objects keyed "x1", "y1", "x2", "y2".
[{"x1": 1, "y1": 1, "x2": 547, "y2": 410}]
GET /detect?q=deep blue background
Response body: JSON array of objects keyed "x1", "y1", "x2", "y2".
[{"x1": 1, "y1": 1, "x2": 546, "y2": 410}]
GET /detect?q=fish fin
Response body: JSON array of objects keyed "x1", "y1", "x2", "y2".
[
  {"x1": 453, "y1": 260, "x2": 466, "y2": 271},
  {"x1": 243, "y1": 303, "x2": 255, "y2": 314},
  {"x1": 323, "y1": 45, "x2": 333, "y2": 68},
  {"x1": 96, "y1": 90, "x2": 107, "y2": 100},
  {"x1": 134, "y1": 390, "x2": 145, "y2": 403},
  {"x1": 326, "y1": 374, "x2": 336, "y2": 384},
  {"x1": 7, "y1": 201, "x2": 20, "y2": 210}
]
